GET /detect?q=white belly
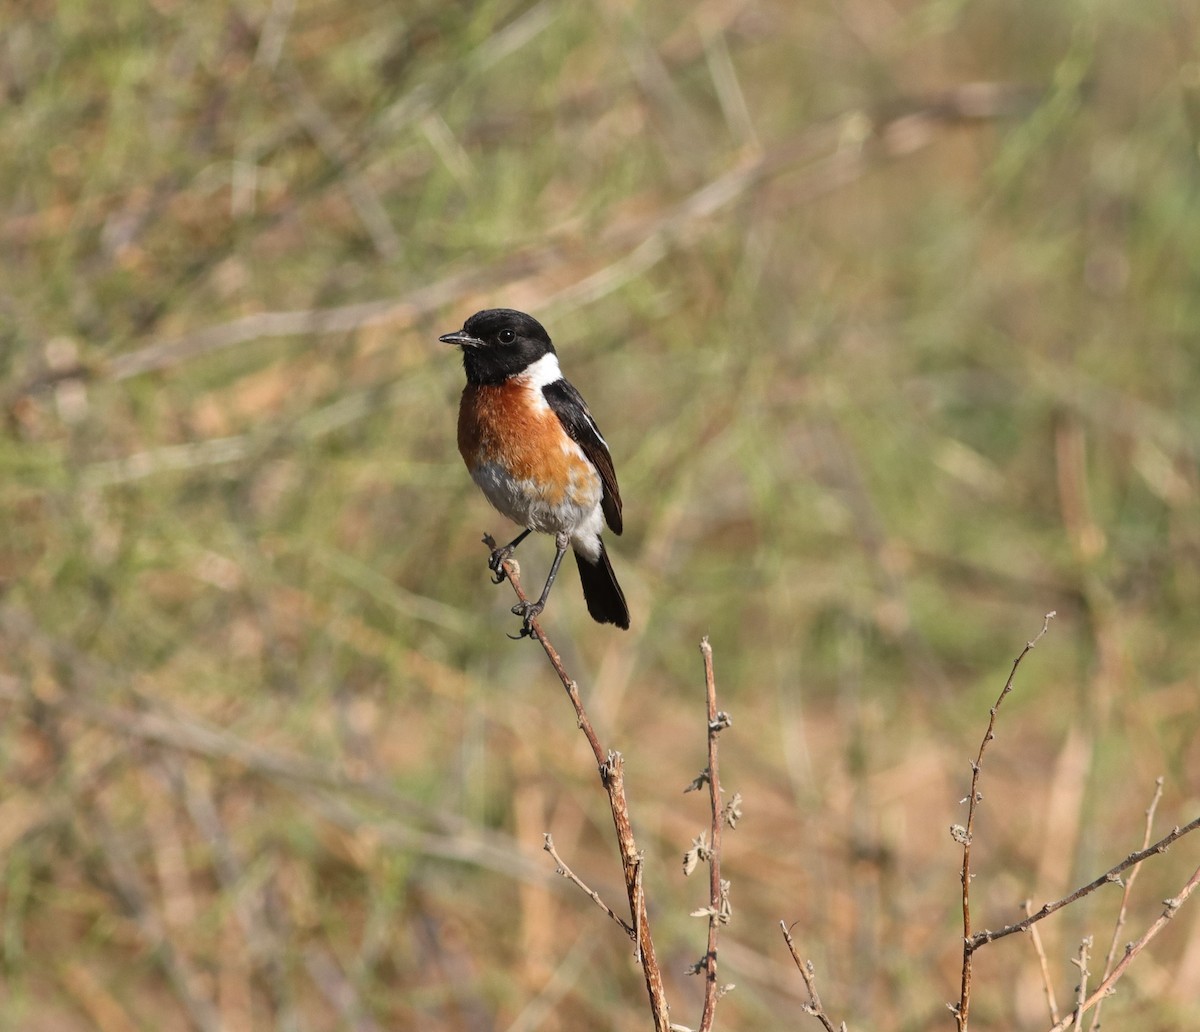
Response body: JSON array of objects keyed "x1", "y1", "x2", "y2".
[{"x1": 471, "y1": 460, "x2": 605, "y2": 560}]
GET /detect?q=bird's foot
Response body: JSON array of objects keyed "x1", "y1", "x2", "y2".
[
  {"x1": 507, "y1": 599, "x2": 545, "y2": 639},
  {"x1": 488, "y1": 546, "x2": 515, "y2": 584}
]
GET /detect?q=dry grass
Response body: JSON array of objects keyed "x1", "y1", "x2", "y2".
[{"x1": 2, "y1": 1, "x2": 1200, "y2": 1029}]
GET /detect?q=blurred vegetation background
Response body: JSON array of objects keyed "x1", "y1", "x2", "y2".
[{"x1": 2, "y1": 0, "x2": 1200, "y2": 1029}]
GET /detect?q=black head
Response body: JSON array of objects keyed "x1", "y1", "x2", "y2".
[{"x1": 439, "y1": 308, "x2": 556, "y2": 386}]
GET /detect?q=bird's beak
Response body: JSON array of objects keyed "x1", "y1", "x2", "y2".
[{"x1": 438, "y1": 330, "x2": 483, "y2": 348}]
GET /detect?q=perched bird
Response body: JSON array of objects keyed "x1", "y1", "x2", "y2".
[{"x1": 440, "y1": 308, "x2": 629, "y2": 632}]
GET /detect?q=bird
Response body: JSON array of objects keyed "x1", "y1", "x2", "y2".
[{"x1": 440, "y1": 308, "x2": 629, "y2": 633}]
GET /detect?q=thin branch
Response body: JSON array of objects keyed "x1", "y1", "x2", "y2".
[
  {"x1": 967, "y1": 815, "x2": 1200, "y2": 950},
  {"x1": 697, "y1": 637, "x2": 731, "y2": 1032},
  {"x1": 483, "y1": 535, "x2": 670, "y2": 1032},
  {"x1": 780, "y1": 922, "x2": 845, "y2": 1032},
  {"x1": 1046, "y1": 863, "x2": 1200, "y2": 1031},
  {"x1": 1069, "y1": 937, "x2": 1092, "y2": 1031},
  {"x1": 1087, "y1": 776, "x2": 1163, "y2": 1032},
  {"x1": 633, "y1": 850, "x2": 646, "y2": 965},
  {"x1": 543, "y1": 833, "x2": 634, "y2": 938},
  {"x1": 1023, "y1": 899, "x2": 1060, "y2": 1025},
  {"x1": 481, "y1": 535, "x2": 605, "y2": 768},
  {"x1": 955, "y1": 611, "x2": 1056, "y2": 1032}
]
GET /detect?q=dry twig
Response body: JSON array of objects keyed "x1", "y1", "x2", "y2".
[
  {"x1": 542, "y1": 833, "x2": 633, "y2": 937},
  {"x1": 1069, "y1": 937, "x2": 1092, "y2": 1031},
  {"x1": 967, "y1": 815, "x2": 1200, "y2": 950},
  {"x1": 954, "y1": 611, "x2": 1055, "y2": 1031},
  {"x1": 1046, "y1": 863, "x2": 1200, "y2": 1031},
  {"x1": 692, "y1": 637, "x2": 733, "y2": 1032},
  {"x1": 482, "y1": 534, "x2": 670, "y2": 1032},
  {"x1": 1087, "y1": 776, "x2": 1163, "y2": 1032},
  {"x1": 780, "y1": 922, "x2": 845, "y2": 1032},
  {"x1": 1023, "y1": 898, "x2": 1060, "y2": 1025},
  {"x1": 952, "y1": 612, "x2": 1200, "y2": 1028}
]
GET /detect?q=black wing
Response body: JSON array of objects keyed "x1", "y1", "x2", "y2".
[{"x1": 542, "y1": 379, "x2": 623, "y2": 535}]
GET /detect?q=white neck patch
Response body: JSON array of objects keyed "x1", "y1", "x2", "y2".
[{"x1": 522, "y1": 352, "x2": 563, "y2": 390}]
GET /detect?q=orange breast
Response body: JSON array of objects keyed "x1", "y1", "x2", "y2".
[{"x1": 458, "y1": 378, "x2": 597, "y2": 508}]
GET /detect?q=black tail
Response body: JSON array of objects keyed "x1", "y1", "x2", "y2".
[{"x1": 574, "y1": 543, "x2": 629, "y2": 629}]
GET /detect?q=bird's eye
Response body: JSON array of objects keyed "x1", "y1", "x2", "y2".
[{"x1": 498, "y1": 328, "x2": 516, "y2": 344}]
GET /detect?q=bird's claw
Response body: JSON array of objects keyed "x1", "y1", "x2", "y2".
[
  {"x1": 511, "y1": 599, "x2": 544, "y2": 621},
  {"x1": 508, "y1": 599, "x2": 544, "y2": 639},
  {"x1": 488, "y1": 548, "x2": 513, "y2": 584}
]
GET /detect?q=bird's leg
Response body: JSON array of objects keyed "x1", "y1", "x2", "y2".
[
  {"x1": 511, "y1": 531, "x2": 569, "y2": 631},
  {"x1": 489, "y1": 528, "x2": 532, "y2": 583}
]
